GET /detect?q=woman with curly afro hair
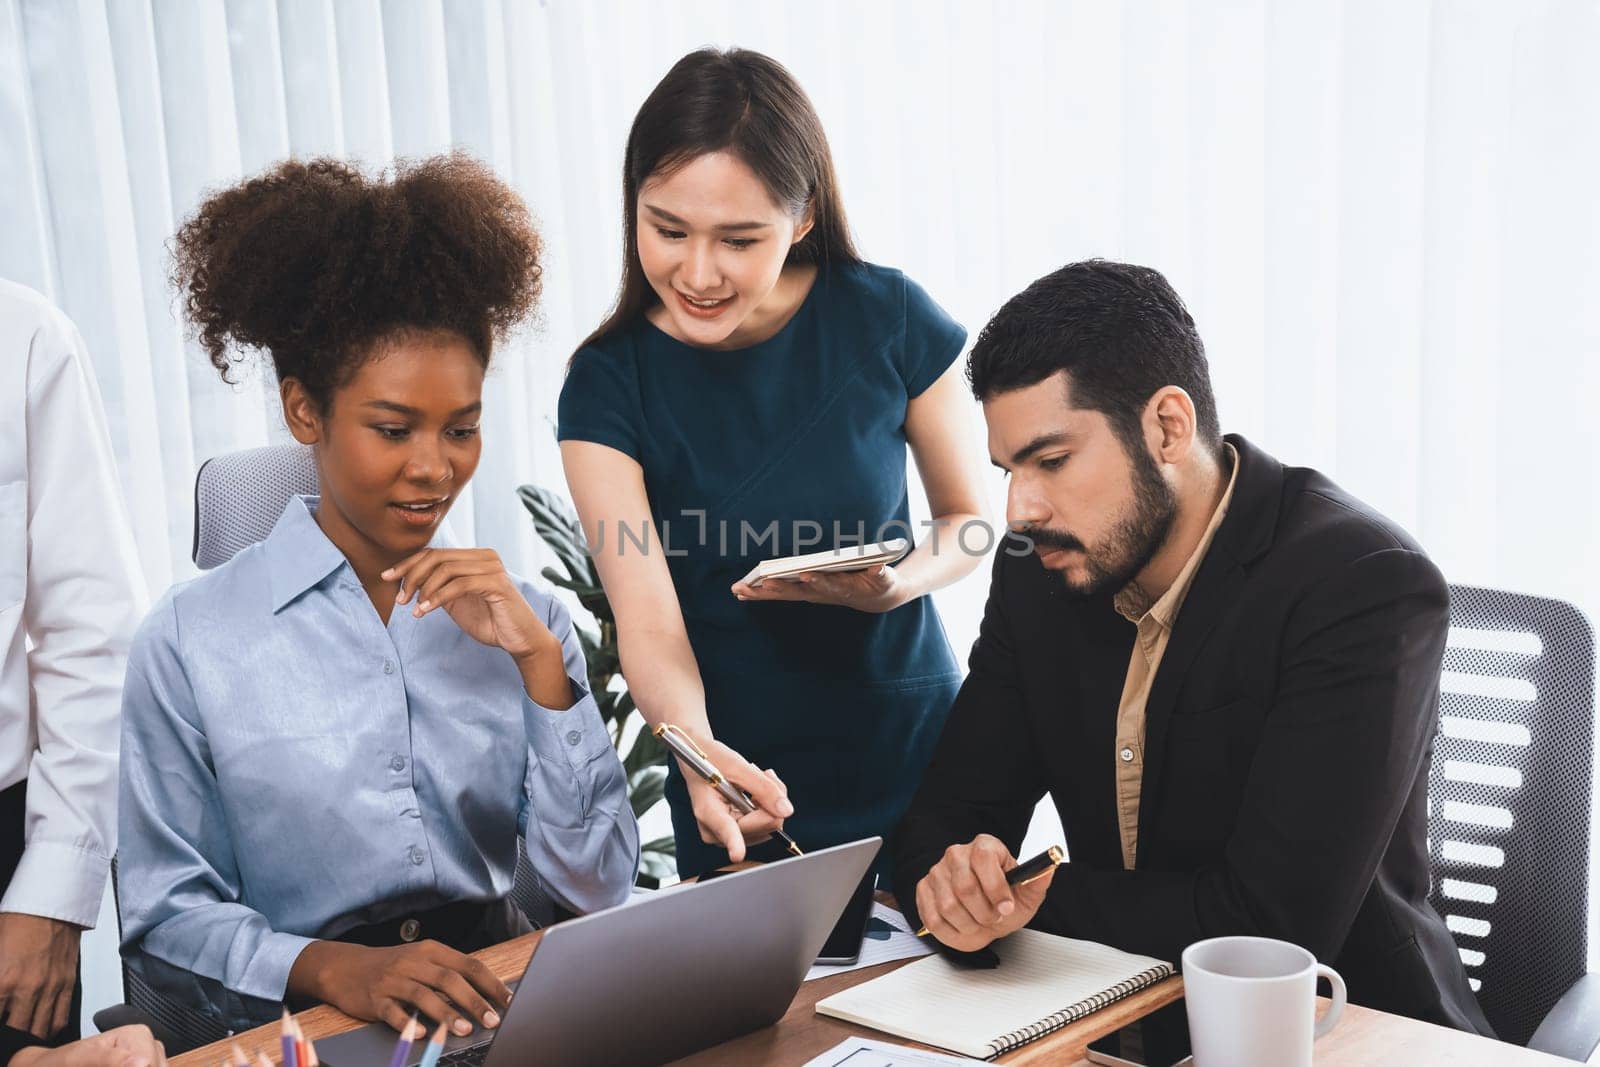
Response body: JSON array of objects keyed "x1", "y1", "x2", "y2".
[{"x1": 116, "y1": 155, "x2": 639, "y2": 1041}]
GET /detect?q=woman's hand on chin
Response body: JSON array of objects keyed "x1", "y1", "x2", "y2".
[
  {"x1": 383, "y1": 548, "x2": 571, "y2": 707},
  {"x1": 382, "y1": 548, "x2": 554, "y2": 657}
]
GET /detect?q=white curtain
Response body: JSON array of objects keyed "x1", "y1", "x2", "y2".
[{"x1": 3, "y1": 0, "x2": 1597, "y2": 1027}]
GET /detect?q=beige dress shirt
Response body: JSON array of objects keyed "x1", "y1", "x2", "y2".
[{"x1": 1110, "y1": 443, "x2": 1239, "y2": 870}]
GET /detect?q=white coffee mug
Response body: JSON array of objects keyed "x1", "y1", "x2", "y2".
[{"x1": 1181, "y1": 935, "x2": 1346, "y2": 1067}]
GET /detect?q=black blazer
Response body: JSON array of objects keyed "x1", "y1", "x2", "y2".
[{"x1": 893, "y1": 434, "x2": 1493, "y2": 1036}]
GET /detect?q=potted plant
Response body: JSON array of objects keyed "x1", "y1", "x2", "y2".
[{"x1": 518, "y1": 485, "x2": 676, "y2": 887}]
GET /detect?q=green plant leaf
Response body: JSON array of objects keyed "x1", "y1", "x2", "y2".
[
  {"x1": 622, "y1": 724, "x2": 666, "y2": 778},
  {"x1": 641, "y1": 835, "x2": 676, "y2": 857},
  {"x1": 597, "y1": 690, "x2": 633, "y2": 731},
  {"x1": 577, "y1": 590, "x2": 613, "y2": 624},
  {"x1": 629, "y1": 766, "x2": 667, "y2": 818},
  {"x1": 636, "y1": 851, "x2": 676, "y2": 888},
  {"x1": 517, "y1": 481, "x2": 671, "y2": 881},
  {"x1": 540, "y1": 565, "x2": 580, "y2": 593},
  {"x1": 517, "y1": 485, "x2": 592, "y2": 581},
  {"x1": 613, "y1": 690, "x2": 636, "y2": 721},
  {"x1": 586, "y1": 645, "x2": 620, "y2": 679}
]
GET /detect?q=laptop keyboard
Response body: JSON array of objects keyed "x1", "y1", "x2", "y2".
[{"x1": 439, "y1": 1045, "x2": 491, "y2": 1066}]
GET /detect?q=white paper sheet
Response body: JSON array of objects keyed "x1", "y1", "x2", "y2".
[
  {"x1": 801, "y1": 1036, "x2": 983, "y2": 1066},
  {"x1": 805, "y1": 902, "x2": 935, "y2": 982}
]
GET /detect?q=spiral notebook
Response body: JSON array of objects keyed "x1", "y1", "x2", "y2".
[{"x1": 815, "y1": 929, "x2": 1173, "y2": 1061}]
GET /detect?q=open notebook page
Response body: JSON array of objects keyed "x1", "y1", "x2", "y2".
[{"x1": 816, "y1": 929, "x2": 1172, "y2": 1060}]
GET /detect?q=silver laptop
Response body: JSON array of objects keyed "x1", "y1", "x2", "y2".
[{"x1": 319, "y1": 837, "x2": 880, "y2": 1067}]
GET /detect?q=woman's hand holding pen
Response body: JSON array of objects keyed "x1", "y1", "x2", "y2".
[
  {"x1": 731, "y1": 564, "x2": 910, "y2": 614},
  {"x1": 914, "y1": 834, "x2": 1057, "y2": 953},
  {"x1": 288, "y1": 939, "x2": 511, "y2": 1040},
  {"x1": 676, "y1": 729, "x2": 795, "y2": 863},
  {"x1": 382, "y1": 549, "x2": 572, "y2": 708}
]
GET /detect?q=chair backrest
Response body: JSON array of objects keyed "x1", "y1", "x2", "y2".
[
  {"x1": 108, "y1": 857, "x2": 230, "y2": 1051},
  {"x1": 1429, "y1": 584, "x2": 1596, "y2": 1045},
  {"x1": 192, "y1": 443, "x2": 318, "y2": 568}
]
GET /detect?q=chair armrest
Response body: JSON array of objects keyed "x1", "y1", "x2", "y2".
[
  {"x1": 1528, "y1": 972, "x2": 1600, "y2": 1061},
  {"x1": 90, "y1": 1003, "x2": 184, "y2": 1050}
]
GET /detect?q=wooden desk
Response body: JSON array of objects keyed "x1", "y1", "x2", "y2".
[
  {"x1": 172, "y1": 924, "x2": 1568, "y2": 1066},
  {"x1": 668, "y1": 966, "x2": 1182, "y2": 1066},
  {"x1": 1312, "y1": 1000, "x2": 1570, "y2": 1066}
]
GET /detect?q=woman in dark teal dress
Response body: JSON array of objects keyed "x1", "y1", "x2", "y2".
[{"x1": 558, "y1": 48, "x2": 987, "y2": 883}]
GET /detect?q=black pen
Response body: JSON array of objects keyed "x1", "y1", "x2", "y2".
[
  {"x1": 915, "y1": 845, "x2": 1064, "y2": 937},
  {"x1": 653, "y1": 723, "x2": 803, "y2": 857}
]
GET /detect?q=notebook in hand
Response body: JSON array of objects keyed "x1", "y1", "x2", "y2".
[
  {"x1": 739, "y1": 538, "x2": 910, "y2": 588},
  {"x1": 815, "y1": 929, "x2": 1173, "y2": 1061}
]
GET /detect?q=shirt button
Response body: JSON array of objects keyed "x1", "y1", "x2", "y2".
[
  {"x1": 408, "y1": 846, "x2": 425, "y2": 865},
  {"x1": 1119, "y1": 747, "x2": 1135, "y2": 763},
  {"x1": 390, "y1": 755, "x2": 406, "y2": 772},
  {"x1": 566, "y1": 730, "x2": 582, "y2": 746},
  {"x1": 383, "y1": 659, "x2": 395, "y2": 675},
  {"x1": 399, "y1": 918, "x2": 421, "y2": 942}
]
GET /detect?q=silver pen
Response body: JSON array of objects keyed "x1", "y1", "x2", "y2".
[{"x1": 653, "y1": 723, "x2": 803, "y2": 857}]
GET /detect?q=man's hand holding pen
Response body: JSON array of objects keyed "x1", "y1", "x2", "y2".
[{"x1": 914, "y1": 835, "x2": 1060, "y2": 953}]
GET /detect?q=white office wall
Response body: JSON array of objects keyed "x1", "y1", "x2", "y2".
[{"x1": 2, "y1": 0, "x2": 1596, "y2": 1031}]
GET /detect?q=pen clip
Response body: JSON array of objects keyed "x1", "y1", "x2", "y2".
[
  {"x1": 654, "y1": 722, "x2": 711, "y2": 762},
  {"x1": 1013, "y1": 845, "x2": 1067, "y2": 887}
]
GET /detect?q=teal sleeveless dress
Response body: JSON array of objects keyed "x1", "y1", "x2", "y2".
[{"x1": 559, "y1": 261, "x2": 965, "y2": 883}]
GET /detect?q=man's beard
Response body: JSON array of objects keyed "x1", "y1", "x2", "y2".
[{"x1": 1030, "y1": 439, "x2": 1177, "y2": 599}]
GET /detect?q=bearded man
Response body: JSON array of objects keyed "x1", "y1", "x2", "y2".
[{"x1": 892, "y1": 260, "x2": 1492, "y2": 1036}]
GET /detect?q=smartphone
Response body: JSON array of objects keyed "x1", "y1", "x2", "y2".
[
  {"x1": 1084, "y1": 1003, "x2": 1192, "y2": 1067},
  {"x1": 815, "y1": 871, "x2": 877, "y2": 964}
]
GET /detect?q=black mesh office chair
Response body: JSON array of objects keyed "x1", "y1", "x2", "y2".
[
  {"x1": 95, "y1": 444, "x2": 559, "y2": 1050},
  {"x1": 1431, "y1": 584, "x2": 1599, "y2": 1057}
]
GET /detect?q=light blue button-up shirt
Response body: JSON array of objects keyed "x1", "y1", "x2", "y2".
[{"x1": 117, "y1": 497, "x2": 639, "y2": 1029}]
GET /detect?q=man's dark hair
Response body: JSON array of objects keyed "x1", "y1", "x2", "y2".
[{"x1": 966, "y1": 260, "x2": 1222, "y2": 457}]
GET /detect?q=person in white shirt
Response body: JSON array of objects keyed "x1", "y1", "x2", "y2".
[{"x1": 0, "y1": 280, "x2": 147, "y2": 1061}]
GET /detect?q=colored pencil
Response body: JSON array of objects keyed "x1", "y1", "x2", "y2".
[
  {"x1": 292, "y1": 1017, "x2": 309, "y2": 1066},
  {"x1": 386, "y1": 1015, "x2": 419, "y2": 1067},
  {"x1": 417, "y1": 1022, "x2": 448, "y2": 1067},
  {"x1": 229, "y1": 1041, "x2": 250, "y2": 1066},
  {"x1": 280, "y1": 1009, "x2": 299, "y2": 1067}
]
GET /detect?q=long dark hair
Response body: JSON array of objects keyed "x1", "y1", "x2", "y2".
[{"x1": 581, "y1": 48, "x2": 861, "y2": 350}]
